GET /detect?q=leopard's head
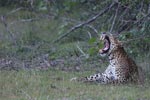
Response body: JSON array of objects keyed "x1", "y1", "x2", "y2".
[{"x1": 99, "y1": 32, "x2": 122, "y2": 56}]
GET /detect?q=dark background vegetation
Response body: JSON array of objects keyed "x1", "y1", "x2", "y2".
[
  {"x1": 0, "y1": 0, "x2": 149, "y2": 71},
  {"x1": 0, "y1": 0, "x2": 150, "y2": 71}
]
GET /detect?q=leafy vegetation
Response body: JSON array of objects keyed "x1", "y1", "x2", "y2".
[{"x1": 0, "y1": 0, "x2": 149, "y2": 69}]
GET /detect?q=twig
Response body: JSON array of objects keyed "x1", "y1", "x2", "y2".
[
  {"x1": 0, "y1": 15, "x2": 15, "y2": 42},
  {"x1": 7, "y1": 7, "x2": 24, "y2": 15},
  {"x1": 76, "y1": 44, "x2": 89, "y2": 58},
  {"x1": 118, "y1": 12, "x2": 150, "y2": 34},
  {"x1": 110, "y1": 3, "x2": 119, "y2": 32},
  {"x1": 114, "y1": 0, "x2": 131, "y2": 10},
  {"x1": 122, "y1": 35, "x2": 150, "y2": 44},
  {"x1": 86, "y1": 25, "x2": 98, "y2": 35},
  {"x1": 61, "y1": 17, "x2": 99, "y2": 35},
  {"x1": 118, "y1": 5, "x2": 129, "y2": 22},
  {"x1": 87, "y1": 31, "x2": 92, "y2": 39},
  {"x1": 10, "y1": 18, "x2": 39, "y2": 25},
  {"x1": 53, "y1": 2, "x2": 117, "y2": 43}
]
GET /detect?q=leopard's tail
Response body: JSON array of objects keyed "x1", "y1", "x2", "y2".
[{"x1": 77, "y1": 73, "x2": 113, "y2": 84}]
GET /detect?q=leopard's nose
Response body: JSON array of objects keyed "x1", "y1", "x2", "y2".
[{"x1": 101, "y1": 32, "x2": 106, "y2": 34}]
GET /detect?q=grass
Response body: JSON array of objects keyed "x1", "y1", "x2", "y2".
[{"x1": 0, "y1": 70, "x2": 150, "y2": 100}]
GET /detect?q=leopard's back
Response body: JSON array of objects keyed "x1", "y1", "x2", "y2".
[{"x1": 109, "y1": 47, "x2": 139, "y2": 83}]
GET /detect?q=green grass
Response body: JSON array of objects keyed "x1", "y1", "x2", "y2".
[{"x1": 0, "y1": 70, "x2": 150, "y2": 100}]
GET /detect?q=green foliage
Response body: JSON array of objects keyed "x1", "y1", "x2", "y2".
[
  {"x1": 88, "y1": 47, "x2": 97, "y2": 55},
  {"x1": 88, "y1": 38, "x2": 96, "y2": 44},
  {"x1": 119, "y1": 29, "x2": 150, "y2": 58}
]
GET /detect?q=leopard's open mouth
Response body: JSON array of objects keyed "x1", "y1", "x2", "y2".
[{"x1": 99, "y1": 36, "x2": 110, "y2": 54}]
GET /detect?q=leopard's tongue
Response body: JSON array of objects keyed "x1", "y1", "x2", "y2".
[{"x1": 103, "y1": 39, "x2": 109, "y2": 51}]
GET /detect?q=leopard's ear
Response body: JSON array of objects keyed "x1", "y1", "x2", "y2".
[{"x1": 112, "y1": 33, "x2": 124, "y2": 46}]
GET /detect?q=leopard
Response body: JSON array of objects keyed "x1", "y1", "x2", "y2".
[{"x1": 77, "y1": 32, "x2": 141, "y2": 84}]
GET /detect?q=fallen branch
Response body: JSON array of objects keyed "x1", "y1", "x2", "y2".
[{"x1": 53, "y1": 2, "x2": 117, "y2": 43}]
